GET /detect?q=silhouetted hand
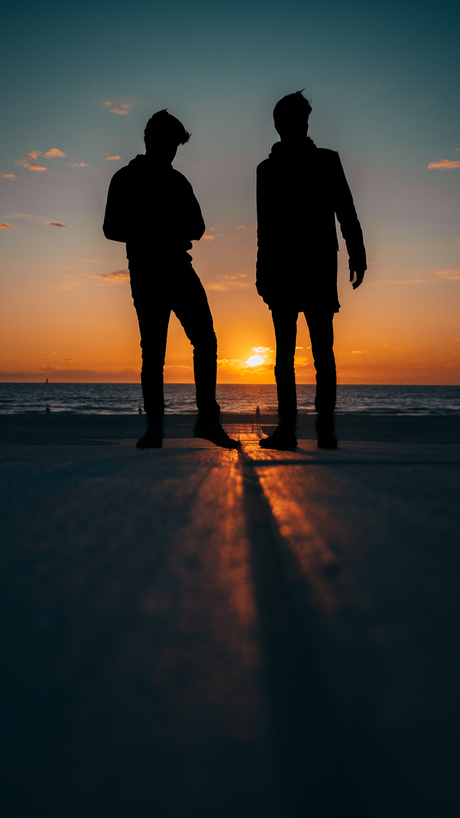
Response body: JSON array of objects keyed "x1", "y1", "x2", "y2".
[{"x1": 349, "y1": 266, "x2": 365, "y2": 289}]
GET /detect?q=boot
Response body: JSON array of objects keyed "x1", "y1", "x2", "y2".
[
  {"x1": 315, "y1": 414, "x2": 337, "y2": 449},
  {"x1": 259, "y1": 420, "x2": 297, "y2": 451},
  {"x1": 137, "y1": 418, "x2": 164, "y2": 448},
  {"x1": 193, "y1": 417, "x2": 239, "y2": 449}
]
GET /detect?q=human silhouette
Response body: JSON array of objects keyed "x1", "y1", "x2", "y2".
[
  {"x1": 103, "y1": 110, "x2": 238, "y2": 449},
  {"x1": 256, "y1": 91, "x2": 366, "y2": 449}
]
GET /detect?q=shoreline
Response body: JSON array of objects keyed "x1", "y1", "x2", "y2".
[{"x1": 1, "y1": 412, "x2": 460, "y2": 443}]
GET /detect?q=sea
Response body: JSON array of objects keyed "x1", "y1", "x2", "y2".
[{"x1": 0, "y1": 383, "x2": 459, "y2": 416}]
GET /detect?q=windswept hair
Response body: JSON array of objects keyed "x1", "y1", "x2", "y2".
[
  {"x1": 144, "y1": 110, "x2": 190, "y2": 148},
  {"x1": 273, "y1": 90, "x2": 312, "y2": 130}
]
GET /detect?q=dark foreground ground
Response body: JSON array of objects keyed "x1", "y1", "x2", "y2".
[{"x1": 1, "y1": 414, "x2": 459, "y2": 817}]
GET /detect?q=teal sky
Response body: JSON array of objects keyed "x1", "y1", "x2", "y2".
[{"x1": 1, "y1": 0, "x2": 459, "y2": 383}]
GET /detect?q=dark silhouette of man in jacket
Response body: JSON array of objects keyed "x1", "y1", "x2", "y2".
[
  {"x1": 256, "y1": 91, "x2": 366, "y2": 449},
  {"x1": 103, "y1": 110, "x2": 237, "y2": 449}
]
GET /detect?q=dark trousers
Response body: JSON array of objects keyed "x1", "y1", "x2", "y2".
[
  {"x1": 129, "y1": 258, "x2": 220, "y2": 423},
  {"x1": 271, "y1": 307, "x2": 336, "y2": 423}
]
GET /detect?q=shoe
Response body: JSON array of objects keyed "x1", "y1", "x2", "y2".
[
  {"x1": 193, "y1": 419, "x2": 239, "y2": 449},
  {"x1": 137, "y1": 422, "x2": 163, "y2": 448},
  {"x1": 259, "y1": 423, "x2": 297, "y2": 451},
  {"x1": 317, "y1": 430, "x2": 338, "y2": 449},
  {"x1": 315, "y1": 413, "x2": 337, "y2": 449}
]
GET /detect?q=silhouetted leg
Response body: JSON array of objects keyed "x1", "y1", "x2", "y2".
[
  {"x1": 171, "y1": 268, "x2": 220, "y2": 422},
  {"x1": 131, "y1": 293, "x2": 171, "y2": 423},
  {"x1": 305, "y1": 310, "x2": 336, "y2": 418},
  {"x1": 271, "y1": 307, "x2": 299, "y2": 425}
]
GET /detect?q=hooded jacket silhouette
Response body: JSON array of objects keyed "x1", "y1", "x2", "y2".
[
  {"x1": 103, "y1": 154, "x2": 205, "y2": 262},
  {"x1": 256, "y1": 137, "x2": 366, "y2": 312}
]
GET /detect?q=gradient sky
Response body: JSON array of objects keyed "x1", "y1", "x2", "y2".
[{"x1": 1, "y1": 0, "x2": 459, "y2": 384}]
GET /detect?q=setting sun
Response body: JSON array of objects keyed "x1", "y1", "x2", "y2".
[{"x1": 246, "y1": 355, "x2": 265, "y2": 367}]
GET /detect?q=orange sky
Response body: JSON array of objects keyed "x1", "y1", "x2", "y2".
[
  {"x1": 1, "y1": 0, "x2": 459, "y2": 385},
  {"x1": 1, "y1": 219, "x2": 459, "y2": 384}
]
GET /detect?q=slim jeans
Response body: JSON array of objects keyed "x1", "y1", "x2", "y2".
[
  {"x1": 271, "y1": 307, "x2": 336, "y2": 423},
  {"x1": 129, "y1": 258, "x2": 220, "y2": 423}
]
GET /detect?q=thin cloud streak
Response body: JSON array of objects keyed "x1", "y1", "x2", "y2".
[
  {"x1": 92, "y1": 270, "x2": 130, "y2": 282},
  {"x1": 15, "y1": 159, "x2": 47, "y2": 171},
  {"x1": 436, "y1": 268, "x2": 460, "y2": 280},
  {"x1": 100, "y1": 100, "x2": 135, "y2": 115},
  {"x1": 428, "y1": 159, "x2": 460, "y2": 169}
]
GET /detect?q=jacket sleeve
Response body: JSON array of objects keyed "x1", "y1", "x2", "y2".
[
  {"x1": 103, "y1": 171, "x2": 129, "y2": 243},
  {"x1": 333, "y1": 153, "x2": 367, "y2": 270}
]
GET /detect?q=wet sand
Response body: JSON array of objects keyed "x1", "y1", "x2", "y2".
[{"x1": 1, "y1": 414, "x2": 459, "y2": 817}]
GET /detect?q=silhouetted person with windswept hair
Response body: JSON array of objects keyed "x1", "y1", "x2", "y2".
[
  {"x1": 103, "y1": 110, "x2": 238, "y2": 449},
  {"x1": 256, "y1": 91, "x2": 366, "y2": 449}
]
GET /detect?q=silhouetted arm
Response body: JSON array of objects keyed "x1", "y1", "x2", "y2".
[
  {"x1": 183, "y1": 180, "x2": 205, "y2": 240},
  {"x1": 255, "y1": 162, "x2": 280, "y2": 301},
  {"x1": 103, "y1": 171, "x2": 129, "y2": 242},
  {"x1": 333, "y1": 154, "x2": 367, "y2": 288}
]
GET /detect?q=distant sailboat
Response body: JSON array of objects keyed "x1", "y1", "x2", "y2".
[{"x1": 45, "y1": 378, "x2": 48, "y2": 384}]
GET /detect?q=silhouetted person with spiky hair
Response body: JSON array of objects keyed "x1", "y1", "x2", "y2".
[
  {"x1": 103, "y1": 110, "x2": 238, "y2": 449},
  {"x1": 256, "y1": 91, "x2": 366, "y2": 449}
]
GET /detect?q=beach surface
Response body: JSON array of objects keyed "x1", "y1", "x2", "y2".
[{"x1": 1, "y1": 413, "x2": 460, "y2": 817}]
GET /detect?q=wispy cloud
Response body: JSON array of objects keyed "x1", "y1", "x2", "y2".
[
  {"x1": 1, "y1": 173, "x2": 15, "y2": 178},
  {"x1": 101, "y1": 100, "x2": 134, "y2": 115},
  {"x1": 217, "y1": 358, "x2": 243, "y2": 368},
  {"x1": 68, "y1": 161, "x2": 90, "y2": 167},
  {"x1": 44, "y1": 148, "x2": 68, "y2": 158},
  {"x1": 48, "y1": 222, "x2": 66, "y2": 227},
  {"x1": 202, "y1": 234, "x2": 215, "y2": 241},
  {"x1": 106, "y1": 155, "x2": 121, "y2": 161},
  {"x1": 436, "y1": 268, "x2": 460, "y2": 280},
  {"x1": 0, "y1": 223, "x2": 13, "y2": 229},
  {"x1": 92, "y1": 269, "x2": 130, "y2": 282},
  {"x1": 83, "y1": 258, "x2": 102, "y2": 263},
  {"x1": 0, "y1": 366, "x2": 139, "y2": 382},
  {"x1": 27, "y1": 150, "x2": 41, "y2": 159},
  {"x1": 207, "y1": 274, "x2": 250, "y2": 291},
  {"x1": 15, "y1": 159, "x2": 47, "y2": 171},
  {"x1": 428, "y1": 159, "x2": 460, "y2": 169}
]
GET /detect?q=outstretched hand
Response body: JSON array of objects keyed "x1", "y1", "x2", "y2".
[{"x1": 350, "y1": 267, "x2": 366, "y2": 289}]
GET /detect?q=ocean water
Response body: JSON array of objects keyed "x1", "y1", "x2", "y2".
[{"x1": 0, "y1": 382, "x2": 459, "y2": 416}]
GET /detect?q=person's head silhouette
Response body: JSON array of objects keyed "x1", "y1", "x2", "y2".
[
  {"x1": 144, "y1": 110, "x2": 190, "y2": 163},
  {"x1": 273, "y1": 91, "x2": 312, "y2": 142}
]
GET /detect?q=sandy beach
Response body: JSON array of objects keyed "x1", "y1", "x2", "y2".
[{"x1": 1, "y1": 414, "x2": 460, "y2": 817}]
